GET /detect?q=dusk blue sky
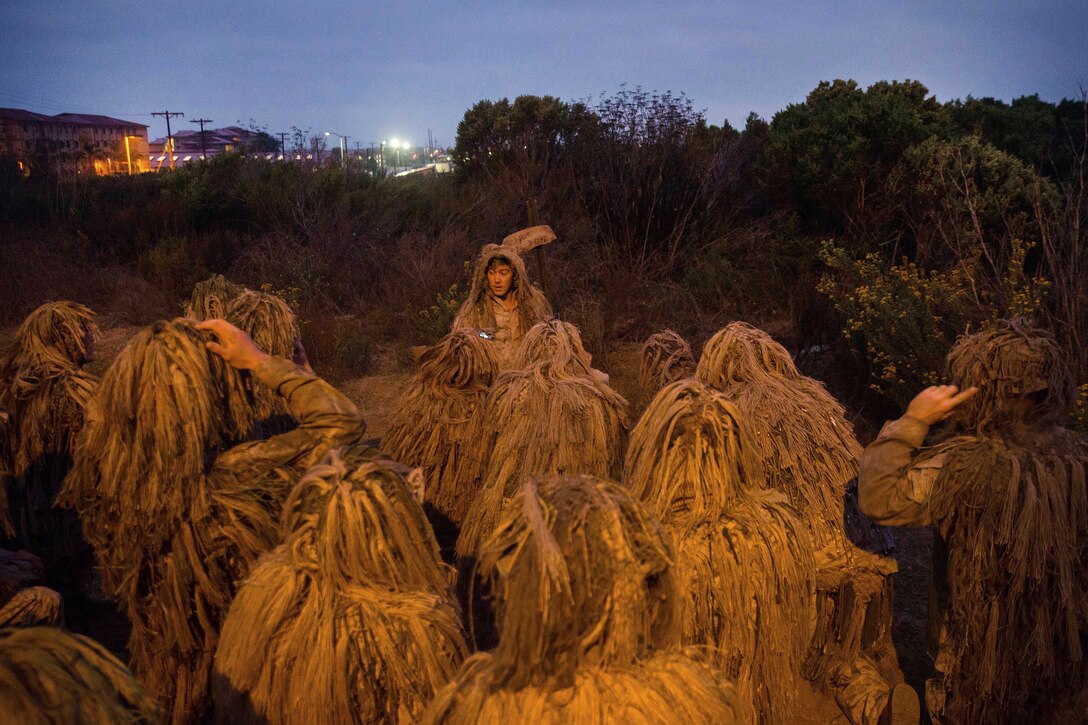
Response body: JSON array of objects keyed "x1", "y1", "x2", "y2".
[{"x1": 3, "y1": 1, "x2": 1084, "y2": 148}]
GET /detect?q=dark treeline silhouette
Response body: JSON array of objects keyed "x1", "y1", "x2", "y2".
[{"x1": 1, "y1": 79, "x2": 1085, "y2": 418}]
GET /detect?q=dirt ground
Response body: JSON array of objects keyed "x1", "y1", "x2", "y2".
[{"x1": 3, "y1": 325, "x2": 933, "y2": 721}]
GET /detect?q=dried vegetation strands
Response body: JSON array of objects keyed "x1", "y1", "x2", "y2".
[
  {"x1": 922, "y1": 320, "x2": 1088, "y2": 722},
  {"x1": 185, "y1": 274, "x2": 245, "y2": 321},
  {"x1": 383, "y1": 329, "x2": 500, "y2": 527},
  {"x1": 425, "y1": 475, "x2": 751, "y2": 724},
  {"x1": 456, "y1": 320, "x2": 629, "y2": 563},
  {"x1": 57, "y1": 320, "x2": 285, "y2": 724},
  {"x1": 224, "y1": 290, "x2": 301, "y2": 440},
  {"x1": 696, "y1": 321, "x2": 861, "y2": 552},
  {"x1": 638, "y1": 329, "x2": 695, "y2": 399},
  {"x1": 0, "y1": 626, "x2": 162, "y2": 724},
  {"x1": 214, "y1": 448, "x2": 468, "y2": 724},
  {"x1": 0, "y1": 301, "x2": 97, "y2": 558},
  {"x1": 624, "y1": 380, "x2": 816, "y2": 724}
]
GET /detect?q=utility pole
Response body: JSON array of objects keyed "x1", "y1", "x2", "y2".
[
  {"x1": 190, "y1": 118, "x2": 213, "y2": 160},
  {"x1": 277, "y1": 132, "x2": 288, "y2": 159},
  {"x1": 152, "y1": 111, "x2": 184, "y2": 169}
]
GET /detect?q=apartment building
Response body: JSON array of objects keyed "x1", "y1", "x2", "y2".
[{"x1": 0, "y1": 108, "x2": 149, "y2": 175}]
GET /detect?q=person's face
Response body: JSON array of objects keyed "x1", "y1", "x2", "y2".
[{"x1": 487, "y1": 262, "x2": 514, "y2": 299}]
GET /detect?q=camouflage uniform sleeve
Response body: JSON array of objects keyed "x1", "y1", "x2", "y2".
[
  {"x1": 859, "y1": 415, "x2": 942, "y2": 526},
  {"x1": 214, "y1": 356, "x2": 365, "y2": 476}
]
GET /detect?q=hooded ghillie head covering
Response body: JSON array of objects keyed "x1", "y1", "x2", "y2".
[
  {"x1": 384, "y1": 329, "x2": 500, "y2": 527},
  {"x1": 424, "y1": 474, "x2": 751, "y2": 724},
  {"x1": 455, "y1": 320, "x2": 629, "y2": 563},
  {"x1": 213, "y1": 448, "x2": 468, "y2": 724},
  {"x1": 451, "y1": 244, "x2": 552, "y2": 366},
  {"x1": 0, "y1": 301, "x2": 98, "y2": 551},
  {"x1": 945, "y1": 318, "x2": 1073, "y2": 434},
  {"x1": 638, "y1": 329, "x2": 695, "y2": 401},
  {"x1": 916, "y1": 319, "x2": 1088, "y2": 722},
  {"x1": 185, "y1": 274, "x2": 245, "y2": 321},
  {"x1": 224, "y1": 289, "x2": 301, "y2": 440},
  {"x1": 696, "y1": 321, "x2": 861, "y2": 552},
  {"x1": 623, "y1": 380, "x2": 815, "y2": 723},
  {"x1": 58, "y1": 318, "x2": 284, "y2": 724},
  {"x1": 0, "y1": 627, "x2": 162, "y2": 724}
]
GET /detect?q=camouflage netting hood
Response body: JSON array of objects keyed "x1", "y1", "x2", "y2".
[
  {"x1": 920, "y1": 319, "x2": 1088, "y2": 722},
  {"x1": 0, "y1": 301, "x2": 98, "y2": 550},
  {"x1": 224, "y1": 289, "x2": 301, "y2": 439},
  {"x1": 383, "y1": 329, "x2": 500, "y2": 527},
  {"x1": 452, "y1": 244, "x2": 552, "y2": 336},
  {"x1": 185, "y1": 274, "x2": 245, "y2": 321},
  {"x1": 456, "y1": 319, "x2": 629, "y2": 563},
  {"x1": 696, "y1": 321, "x2": 861, "y2": 551},
  {"x1": 638, "y1": 329, "x2": 696, "y2": 402},
  {"x1": 57, "y1": 318, "x2": 285, "y2": 723},
  {"x1": 0, "y1": 627, "x2": 162, "y2": 724},
  {"x1": 945, "y1": 318, "x2": 1073, "y2": 434},
  {"x1": 214, "y1": 447, "x2": 468, "y2": 724},
  {"x1": 424, "y1": 474, "x2": 751, "y2": 723},
  {"x1": 623, "y1": 379, "x2": 815, "y2": 723}
]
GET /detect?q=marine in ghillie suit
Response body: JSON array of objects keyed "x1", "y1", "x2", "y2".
[
  {"x1": 0, "y1": 626, "x2": 162, "y2": 724},
  {"x1": 637, "y1": 329, "x2": 696, "y2": 403},
  {"x1": 697, "y1": 321, "x2": 911, "y2": 725},
  {"x1": 213, "y1": 448, "x2": 467, "y2": 724},
  {"x1": 224, "y1": 289, "x2": 307, "y2": 440},
  {"x1": 184, "y1": 274, "x2": 246, "y2": 321},
  {"x1": 456, "y1": 319, "x2": 628, "y2": 566},
  {"x1": 58, "y1": 318, "x2": 364, "y2": 724},
  {"x1": 861, "y1": 319, "x2": 1088, "y2": 723},
  {"x1": 0, "y1": 302, "x2": 98, "y2": 595},
  {"x1": 424, "y1": 474, "x2": 752, "y2": 724},
  {"x1": 624, "y1": 379, "x2": 816, "y2": 724},
  {"x1": 383, "y1": 329, "x2": 500, "y2": 558},
  {"x1": 451, "y1": 244, "x2": 552, "y2": 369}
]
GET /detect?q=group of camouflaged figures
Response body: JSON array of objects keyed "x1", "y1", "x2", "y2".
[{"x1": 0, "y1": 239, "x2": 1085, "y2": 725}]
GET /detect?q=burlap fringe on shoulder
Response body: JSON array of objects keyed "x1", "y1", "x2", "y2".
[
  {"x1": 425, "y1": 474, "x2": 751, "y2": 724},
  {"x1": 456, "y1": 320, "x2": 629, "y2": 563},
  {"x1": 0, "y1": 626, "x2": 162, "y2": 724},
  {"x1": 384, "y1": 329, "x2": 499, "y2": 526},
  {"x1": 921, "y1": 320, "x2": 1088, "y2": 722},
  {"x1": 214, "y1": 448, "x2": 467, "y2": 724},
  {"x1": 58, "y1": 319, "x2": 285, "y2": 724},
  {"x1": 624, "y1": 379, "x2": 815, "y2": 724}
]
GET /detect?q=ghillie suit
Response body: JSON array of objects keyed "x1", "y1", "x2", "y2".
[
  {"x1": 624, "y1": 379, "x2": 816, "y2": 724},
  {"x1": 58, "y1": 318, "x2": 364, "y2": 724},
  {"x1": 424, "y1": 474, "x2": 752, "y2": 724},
  {"x1": 456, "y1": 319, "x2": 628, "y2": 565},
  {"x1": 184, "y1": 274, "x2": 245, "y2": 321},
  {"x1": 383, "y1": 330, "x2": 500, "y2": 556},
  {"x1": 0, "y1": 302, "x2": 97, "y2": 592},
  {"x1": 225, "y1": 290, "x2": 302, "y2": 440},
  {"x1": 451, "y1": 244, "x2": 552, "y2": 369},
  {"x1": 0, "y1": 548, "x2": 62, "y2": 627},
  {"x1": 697, "y1": 321, "x2": 902, "y2": 724},
  {"x1": 0, "y1": 626, "x2": 162, "y2": 724},
  {"x1": 637, "y1": 329, "x2": 695, "y2": 401},
  {"x1": 862, "y1": 319, "x2": 1088, "y2": 724},
  {"x1": 213, "y1": 448, "x2": 468, "y2": 724}
]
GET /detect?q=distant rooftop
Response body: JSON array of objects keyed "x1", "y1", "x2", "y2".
[{"x1": 0, "y1": 108, "x2": 147, "y2": 128}]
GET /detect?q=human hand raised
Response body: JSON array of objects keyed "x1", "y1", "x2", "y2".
[
  {"x1": 196, "y1": 319, "x2": 271, "y2": 371},
  {"x1": 904, "y1": 384, "x2": 979, "y2": 426}
]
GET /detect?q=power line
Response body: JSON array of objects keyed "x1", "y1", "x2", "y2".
[{"x1": 152, "y1": 111, "x2": 184, "y2": 169}]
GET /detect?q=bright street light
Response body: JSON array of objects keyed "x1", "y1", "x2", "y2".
[{"x1": 324, "y1": 130, "x2": 349, "y2": 167}]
